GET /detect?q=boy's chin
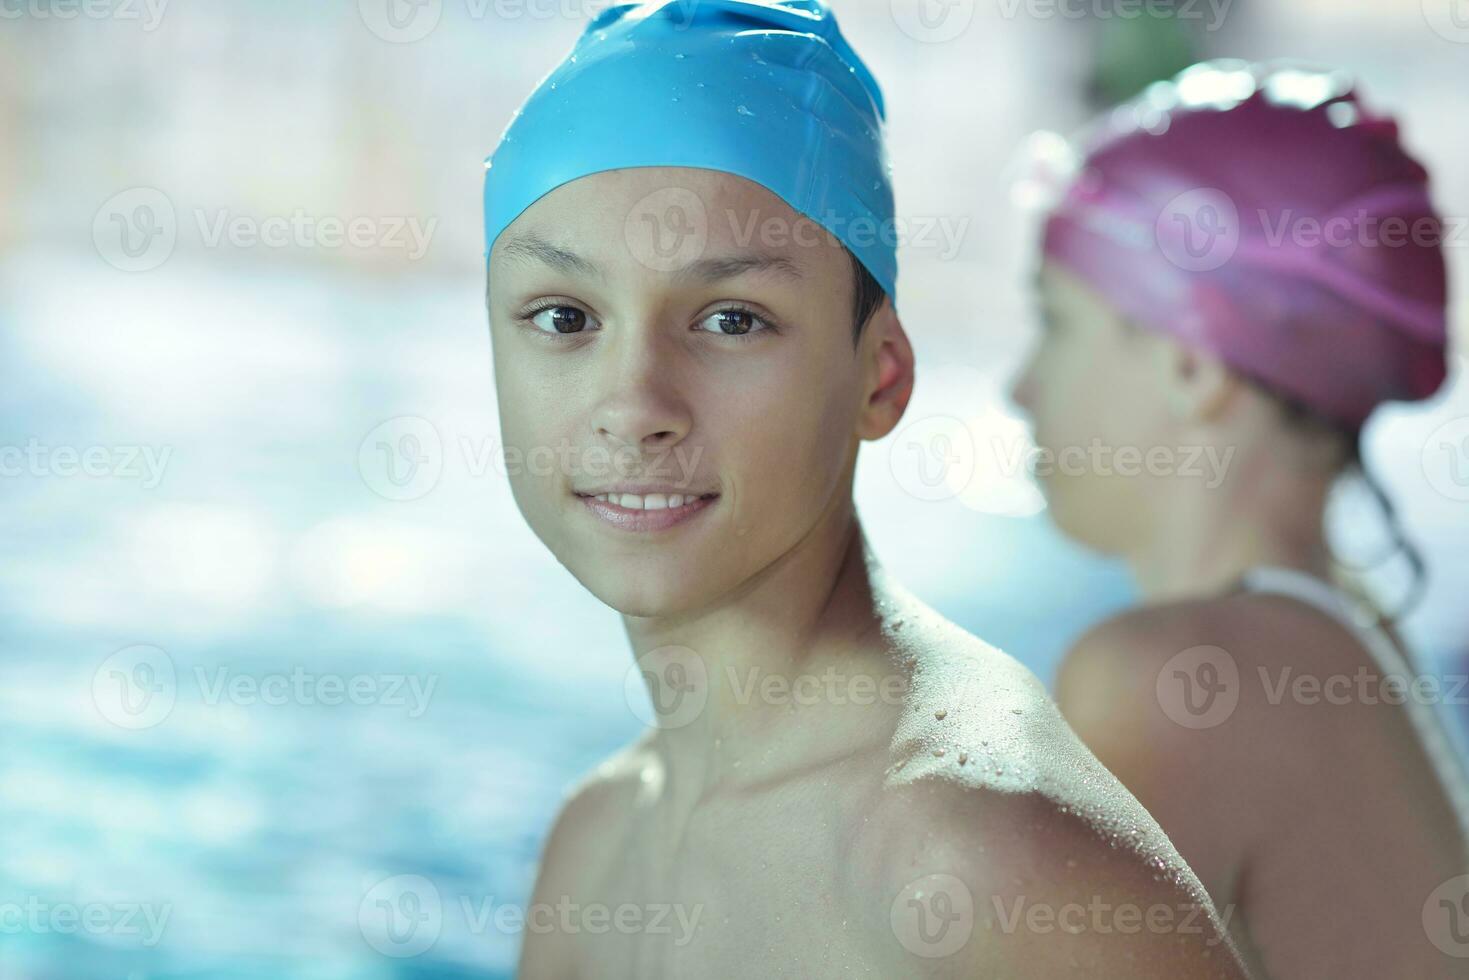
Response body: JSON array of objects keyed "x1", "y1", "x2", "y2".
[
  {"x1": 564, "y1": 562, "x2": 715, "y2": 620},
  {"x1": 592, "y1": 586, "x2": 709, "y2": 621}
]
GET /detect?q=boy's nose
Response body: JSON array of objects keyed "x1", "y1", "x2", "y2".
[{"x1": 589, "y1": 342, "x2": 693, "y2": 453}]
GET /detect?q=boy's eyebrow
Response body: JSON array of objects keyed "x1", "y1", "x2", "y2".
[
  {"x1": 499, "y1": 234, "x2": 603, "y2": 279},
  {"x1": 674, "y1": 253, "x2": 806, "y2": 284},
  {"x1": 498, "y1": 233, "x2": 807, "y2": 284}
]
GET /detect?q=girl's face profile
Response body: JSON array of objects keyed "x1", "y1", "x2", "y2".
[
  {"x1": 1011, "y1": 261, "x2": 1177, "y2": 553},
  {"x1": 486, "y1": 167, "x2": 875, "y2": 616}
]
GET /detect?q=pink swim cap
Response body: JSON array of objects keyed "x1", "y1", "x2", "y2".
[{"x1": 1039, "y1": 59, "x2": 1449, "y2": 431}]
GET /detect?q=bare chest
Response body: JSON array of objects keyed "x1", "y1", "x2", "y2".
[{"x1": 544, "y1": 783, "x2": 908, "y2": 978}]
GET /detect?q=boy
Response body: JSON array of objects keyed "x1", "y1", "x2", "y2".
[{"x1": 482, "y1": 2, "x2": 1250, "y2": 976}]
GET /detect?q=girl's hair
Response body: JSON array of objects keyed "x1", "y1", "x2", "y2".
[{"x1": 1245, "y1": 374, "x2": 1428, "y2": 628}]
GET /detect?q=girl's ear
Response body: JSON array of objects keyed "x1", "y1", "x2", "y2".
[
  {"x1": 1159, "y1": 336, "x2": 1237, "y2": 423},
  {"x1": 857, "y1": 299, "x2": 916, "y2": 441}
]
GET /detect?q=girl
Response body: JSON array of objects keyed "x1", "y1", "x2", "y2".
[{"x1": 1012, "y1": 59, "x2": 1469, "y2": 978}]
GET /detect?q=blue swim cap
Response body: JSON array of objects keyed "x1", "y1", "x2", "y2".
[{"x1": 482, "y1": 0, "x2": 897, "y2": 305}]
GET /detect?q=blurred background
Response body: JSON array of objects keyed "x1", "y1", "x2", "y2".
[{"x1": 2, "y1": 0, "x2": 1467, "y2": 976}]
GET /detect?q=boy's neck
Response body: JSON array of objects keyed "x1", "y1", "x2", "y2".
[{"x1": 620, "y1": 495, "x2": 905, "y2": 802}]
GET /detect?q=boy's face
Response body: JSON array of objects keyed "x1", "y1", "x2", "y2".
[{"x1": 488, "y1": 167, "x2": 883, "y2": 617}]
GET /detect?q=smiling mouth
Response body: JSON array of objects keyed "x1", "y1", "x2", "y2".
[
  {"x1": 574, "y1": 490, "x2": 721, "y2": 531},
  {"x1": 575, "y1": 491, "x2": 718, "y2": 510}
]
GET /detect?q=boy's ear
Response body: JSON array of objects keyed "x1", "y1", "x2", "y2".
[{"x1": 856, "y1": 299, "x2": 915, "y2": 441}]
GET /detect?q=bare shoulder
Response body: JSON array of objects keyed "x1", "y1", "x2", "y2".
[
  {"x1": 517, "y1": 735, "x2": 658, "y2": 977},
  {"x1": 534, "y1": 734, "x2": 658, "y2": 880},
  {"x1": 846, "y1": 598, "x2": 1248, "y2": 977},
  {"x1": 1054, "y1": 589, "x2": 1457, "y2": 800},
  {"x1": 1053, "y1": 599, "x2": 1242, "y2": 765},
  {"x1": 860, "y1": 780, "x2": 1248, "y2": 978}
]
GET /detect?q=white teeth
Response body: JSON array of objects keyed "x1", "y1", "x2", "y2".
[{"x1": 588, "y1": 492, "x2": 705, "y2": 510}]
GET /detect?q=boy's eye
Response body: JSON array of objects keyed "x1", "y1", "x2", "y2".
[
  {"x1": 529, "y1": 305, "x2": 597, "y2": 334},
  {"x1": 696, "y1": 308, "x2": 770, "y2": 337}
]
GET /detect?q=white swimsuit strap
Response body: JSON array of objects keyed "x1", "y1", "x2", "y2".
[
  {"x1": 1239, "y1": 564, "x2": 1469, "y2": 845},
  {"x1": 1239, "y1": 565, "x2": 1395, "y2": 662}
]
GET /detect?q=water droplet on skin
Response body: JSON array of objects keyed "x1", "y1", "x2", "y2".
[{"x1": 934, "y1": 709, "x2": 946, "y2": 720}]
